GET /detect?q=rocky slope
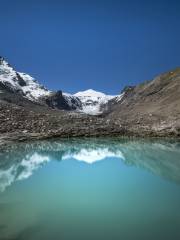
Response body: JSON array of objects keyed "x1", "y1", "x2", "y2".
[
  {"x1": 104, "y1": 68, "x2": 180, "y2": 137},
  {"x1": 0, "y1": 56, "x2": 180, "y2": 140}
]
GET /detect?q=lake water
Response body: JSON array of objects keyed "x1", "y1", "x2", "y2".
[{"x1": 0, "y1": 138, "x2": 180, "y2": 240}]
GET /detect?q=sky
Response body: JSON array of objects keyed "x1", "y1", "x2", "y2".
[{"x1": 0, "y1": 0, "x2": 180, "y2": 94}]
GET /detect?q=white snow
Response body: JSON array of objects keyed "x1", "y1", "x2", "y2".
[
  {"x1": 18, "y1": 72, "x2": 51, "y2": 100},
  {"x1": 62, "y1": 89, "x2": 122, "y2": 115},
  {"x1": 74, "y1": 89, "x2": 117, "y2": 115},
  {"x1": 0, "y1": 59, "x2": 22, "y2": 89},
  {"x1": 0, "y1": 58, "x2": 51, "y2": 101}
]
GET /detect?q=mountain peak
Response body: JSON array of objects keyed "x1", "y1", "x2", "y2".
[
  {"x1": 73, "y1": 89, "x2": 117, "y2": 115},
  {"x1": 0, "y1": 56, "x2": 9, "y2": 66},
  {"x1": 0, "y1": 57, "x2": 50, "y2": 100},
  {"x1": 74, "y1": 89, "x2": 107, "y2": 97},
  {"x1": 0, "y1": 57, "x2": 119, "y2": 115}
]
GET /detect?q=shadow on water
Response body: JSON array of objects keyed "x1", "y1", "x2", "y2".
[
  {"x1": 0, "y1": 137, "x2": 180, "y2": 192},
  {"x1": 0, "y1": 224, "x2": 7, "y2": 230},
  {"x1": 0, "y1": 225, "x2": 41, "y2": 240}
]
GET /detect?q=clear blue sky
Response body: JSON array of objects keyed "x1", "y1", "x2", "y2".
[{"x1": 0, "y1": 0, "x2": 180, "y2": 94}]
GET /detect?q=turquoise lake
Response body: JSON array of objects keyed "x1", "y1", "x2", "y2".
[{"x1": 0, "y1": 138, "x2": 180, "y2": 240}]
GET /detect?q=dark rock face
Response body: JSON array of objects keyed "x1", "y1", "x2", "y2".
[
  {"x1": 44, "y1": 90, "x2": 69, "y2": 110},
  {"x1": 0, "y1": 81, "x2": 13, "y2": 92},
  {"x1": 44, "y1": 90, "x2": 82, "y2": 110},
  {"x1": 0, "y1": 56, "x2": 5, "y2": 64},
  {"x1": 16, "y1": 73, "x2": 27, "y2": 87}
]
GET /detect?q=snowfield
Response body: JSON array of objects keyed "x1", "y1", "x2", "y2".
[{"x1": 74, "y1": 89, "x2": 117, "y2": 115}]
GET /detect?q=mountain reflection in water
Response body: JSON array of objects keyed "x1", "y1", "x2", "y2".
[{"x1": 0, "y1": 138, "x2": 180, "y2": 192}]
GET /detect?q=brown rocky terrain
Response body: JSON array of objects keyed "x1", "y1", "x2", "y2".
[
  {"x1": 0, "y1": 89, "x2": 126, "y2": 143},
  {"x1": 0, "y1": 66, "x2": 180, "y2": 143},
  {"x1": 103, "y1": 67, "x2": 180, "y2": 137}
]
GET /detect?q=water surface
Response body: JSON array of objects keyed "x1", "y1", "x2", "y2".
[{"x1": 0, "y1": 138, "x2": 180, "y2": 240}]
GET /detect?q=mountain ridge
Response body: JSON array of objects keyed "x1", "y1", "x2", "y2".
[
  {"x1": 0, "y1": 57, "x2": 120, "y2": 115},
  {"x1": 0, "y1": 56, "x2": 180, "y2": 141}
]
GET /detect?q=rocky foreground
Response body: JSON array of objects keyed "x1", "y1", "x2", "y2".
[{"x1": 0, "y1": 57, "x2": 180, "y2": 142}]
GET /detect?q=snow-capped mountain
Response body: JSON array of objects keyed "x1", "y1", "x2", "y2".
[
  {"x1": 0, "y1": 57, "x2": 122, "y2": 114},
  {"x1": 18, "y1": 72, "x2": 51, "y2": 100},
  {"x1": 74, "y1": 89, "x2": 117, "y2": 115},
  {"x1": 0, "y1": 57, "x2": 51, "y2": 101}
]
